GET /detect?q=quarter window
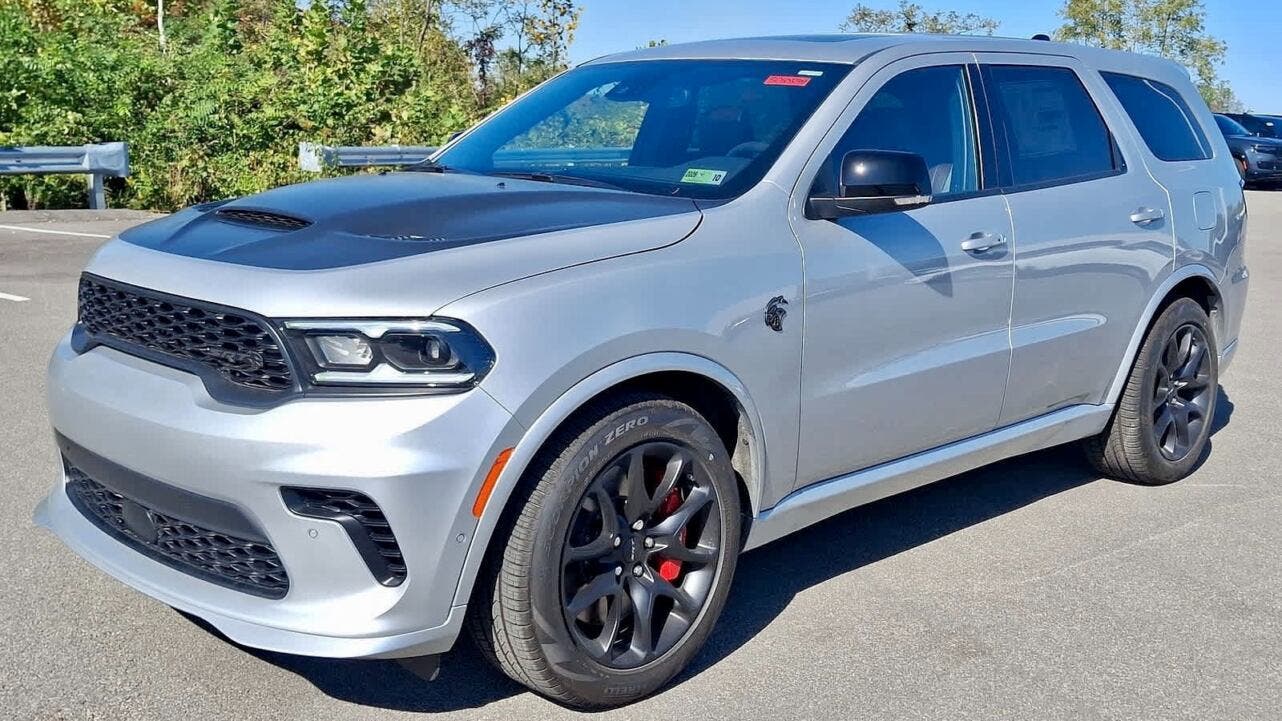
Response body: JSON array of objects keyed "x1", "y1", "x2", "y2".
[
  {"x1": 1100, "y1": 72, "x2": 1212, "y2": 162},
  {"x1": 816, "y1": 65, "x2": 980, "y2": 198},
  {"x1": 985, "y1": 65, "x2": 1118, "y2": 186}
]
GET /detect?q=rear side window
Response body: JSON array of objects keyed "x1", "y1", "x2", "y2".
[
  {"x1": 1100, "y1": 72, "x2": 1212, "y2": 161},
  {"x1": 984, "y1": 65, "x2": 1118, "y2": 187}
]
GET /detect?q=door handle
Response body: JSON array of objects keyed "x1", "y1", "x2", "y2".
[
  {"x1": 960, "y1": 232, "x2": 1007, "y2": 253},
  {"x1": 1130, "y1": 207, "x2": 1165, "y2": 225}
]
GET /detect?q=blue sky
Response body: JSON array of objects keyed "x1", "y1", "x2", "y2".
[{"x1": 568, "y1": 0, "x2": 1277, "y2": 112}]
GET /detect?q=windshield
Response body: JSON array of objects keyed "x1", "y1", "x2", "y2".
[
  {"x1": 1215, "y1": 114, "x2": 1249, "y2": 137},
  {"x1": 433, "y1": 60, "x2": 851, "y2": 200}
]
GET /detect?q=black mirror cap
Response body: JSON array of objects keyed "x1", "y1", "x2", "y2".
[{"x1": 809, "y1": 149, "x2": 933, "y2": 219}]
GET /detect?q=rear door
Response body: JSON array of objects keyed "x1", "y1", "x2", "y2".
[
  {"x1": 973, "y1": 55, "x2": 1175, "y2": 426},
  {"x1": 1098, "y1": 70, "x2": 1240, "y2": 286}
]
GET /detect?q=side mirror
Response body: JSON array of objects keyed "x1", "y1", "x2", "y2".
[{"x1": 809, "y1": 149, "x2": 933, "y2": 220}]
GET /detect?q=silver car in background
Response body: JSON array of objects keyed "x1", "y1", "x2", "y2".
[{"x1": 36, "y1": 34, "x2": 1248, "y2": 708}]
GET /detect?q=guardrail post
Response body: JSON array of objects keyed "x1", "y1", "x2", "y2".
[{"x1": 88, "y1": 172, "x2": 106, "y2": 210}]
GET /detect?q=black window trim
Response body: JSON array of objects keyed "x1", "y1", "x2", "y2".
[{"x1": 978, "y1": 63, "x2": 1129, "y2": 197}]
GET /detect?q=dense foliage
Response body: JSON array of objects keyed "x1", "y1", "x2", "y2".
[
  {"x1": 1057, "y1": 0, "x2": 1242, "y2": 112},
  {"x1": 841, "y1": 1, "x2": 999, "y2": 35},
  {"x1": 0, "y1": 0, "x2": 578, "y2": 209}
]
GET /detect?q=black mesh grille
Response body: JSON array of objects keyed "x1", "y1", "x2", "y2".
[
  {"x1": 214, "y1": 208, "x2": 311, "y2": 231},
  {"x1": 65, "y1": 464, "x2": 290, "y2": 599},
  {"x1": 77, "y1": 275, "x2": 295, "y2": 393},
  {"x1": 282, "y1": 488, "x2": 407, "y2": 585}
]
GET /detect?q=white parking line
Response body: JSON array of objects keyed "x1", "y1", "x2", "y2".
[
  {"x1": 0, "y1": 292, "x2": 30, "y2": 302},
  {"x1": 0, "y1": 224, "x2": 111, "y2": 239}
]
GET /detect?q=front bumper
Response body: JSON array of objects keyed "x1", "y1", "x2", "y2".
[
  {"x1": 1244, "y1": 150, "x2": 1282, "y2": 181},
  {"x1": 36, "y1": 334, "x2": 521, "y2": 658}
]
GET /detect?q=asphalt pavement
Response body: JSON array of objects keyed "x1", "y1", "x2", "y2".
[{"x1": 1, "y1": 198, "x2": 1279, "y2": 720}]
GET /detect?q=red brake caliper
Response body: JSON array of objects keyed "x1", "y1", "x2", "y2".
[{"x1": 654, "y1": 490, "x2": 685, "y2": 582}]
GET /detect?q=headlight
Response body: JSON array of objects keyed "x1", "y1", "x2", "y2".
[{"x1": 282, "y1": 319, "x2": 494, "y2": 393}]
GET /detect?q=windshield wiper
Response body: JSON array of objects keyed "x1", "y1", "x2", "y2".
[{"x1": 487, "y1": 171, "x2": 630, "y2": 193}]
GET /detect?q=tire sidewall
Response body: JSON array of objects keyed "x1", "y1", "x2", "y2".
[{"x1": 524, "y1": 400, "x2": 741, "y2": 705}]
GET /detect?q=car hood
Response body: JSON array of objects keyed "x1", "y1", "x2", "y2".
[{"x1": 88, "y1": 172, "x2": 702, "y2": 317}]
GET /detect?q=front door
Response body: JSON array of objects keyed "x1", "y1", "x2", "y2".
[{"x1": 790, "y1": 56, "x2": 1015, "y2": 487}]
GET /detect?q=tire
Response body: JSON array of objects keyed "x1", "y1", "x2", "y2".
[
  {"x1": 1085, "y1": 298, "x2": 1218, "y2": 485},
  {"x1": 468, "y1": 393, "x2": 741, "y2": 709}
]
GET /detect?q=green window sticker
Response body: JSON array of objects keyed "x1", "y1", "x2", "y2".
[{"x1": 681, "y1": 168, "x2": 727, "y2": 186}]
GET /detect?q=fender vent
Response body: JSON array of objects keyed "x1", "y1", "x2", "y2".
[{"x1": 215, "y1": 208, "x2": 312, "y2": 231}]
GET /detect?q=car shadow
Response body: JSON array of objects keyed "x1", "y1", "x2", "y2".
[{"x1": 179, "y1": 389, "x2": 1233, "y2": 713}]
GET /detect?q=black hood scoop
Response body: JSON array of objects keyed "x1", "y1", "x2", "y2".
[{"x1": 214, "y1": 207, "x2": 313, "y2": 231}]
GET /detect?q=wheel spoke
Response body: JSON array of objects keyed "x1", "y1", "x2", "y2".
[
  {"x1": 651, "y1": 486, "x2": 712, "y2": 537},
  {"x1": 567, "y1": 571, "x2": 619, "y2": 616},
  {"x1": 625, "y1": 575, "x2": 656, "y2": 657},
  {"x1": 1154, "y1": 405, "x2": 1175, "y2": 443},
  {"x1": 1175, "y1": 328, "x2": 1193, "y2": 368},
  {"x1": 652, "y1": 535, "x2": 717, "y2": 566},
  {"x1": 1172, "y1": 403, "x2": 1192, "y2": 453},
  {"x1": 565, "y1": 486, "x2": 621, "y2": 563},
  {"x1": 649, "y1": 451, "x2": 689, "y2": 513},
  {"x1": 586, "y1": 591, "x2": 627, "y2": 658},
  {"x1": 650, "y1": 574, "x2": 700, "y2": 618},
  {"x1": 622, "y1": 449, "x2": 649, "y2": 523},
  {"x1": 1177, "y1": 340, "x2": 1207, "y2": 381}
]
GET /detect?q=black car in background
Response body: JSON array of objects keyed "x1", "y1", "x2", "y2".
[
  {"x1": 1215, "y1": 114, "x2": 1282, "y2": 186},
  {"x1": 1222, "y1": 112, "x2": 1282, "y2": 138}
]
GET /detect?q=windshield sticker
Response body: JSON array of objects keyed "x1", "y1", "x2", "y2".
[
  {"x1": 681, "y1": 168, "x2": 728, "y2": 186},
  {"x1": 798, "y1": 70, "x2": 825, "y2": 77},
  {"x1": 764, "y1": 75, "x2": 811, "y2": 87}
]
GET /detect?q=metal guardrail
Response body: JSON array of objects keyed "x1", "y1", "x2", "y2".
[
  {"x1": 0, "y1": 142, "x2": 129, "y2": 209},
  {"x1": 298, "y1": 143, "x2": 436, "y2": 172}
]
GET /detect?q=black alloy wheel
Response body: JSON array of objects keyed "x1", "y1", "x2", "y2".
[
  {"x1": 560, "y1": 441, "x2": 723, "y2": 668},
  {"x1": 1151, "y1": 323, "x2": 1214, "y2": 461}
]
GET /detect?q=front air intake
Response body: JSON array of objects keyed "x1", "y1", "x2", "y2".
[{"x1": 281, "y1": 488, "x2": 407, "y2": 586}]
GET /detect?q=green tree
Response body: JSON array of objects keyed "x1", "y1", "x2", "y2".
[
  {"x1": 0, "y1": 0, "x2": 580, "y2": 209},
  {"x1": 1056, "y1": 0, "x2": 1241, "y2": 111},
  {"x1": 841, "y1": 1, "x2": 998, "y2": 35}
]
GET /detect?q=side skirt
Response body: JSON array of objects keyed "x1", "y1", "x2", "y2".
[{"x1": 743, "y1": 404, "x2": 1113, "y2": 551}]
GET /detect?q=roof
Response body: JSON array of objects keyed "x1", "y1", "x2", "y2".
[{"x1": 584, "y1": 34, "x2": 1186, "y2": 81}]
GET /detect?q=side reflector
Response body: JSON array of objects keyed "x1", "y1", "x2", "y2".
[{"x1": 472, "y1": 448, "x2": 514, "y2": 518}]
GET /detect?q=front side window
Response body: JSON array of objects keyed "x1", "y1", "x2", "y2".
[
  {"x1": 985, "y1": 65, "x2": 1118, "y2": 186},
  {"x1": 435, "y1": 60, "x2": 851, "y2": 200},
  {"x1": 1101, "y1": 72, "x2": 1212, "y2": 162},
  {"x1": 814, "y1": 65, "x2": 980, "y2": 198}
]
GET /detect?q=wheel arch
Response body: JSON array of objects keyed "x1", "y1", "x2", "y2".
[
  {"x1": 1104, "y1": 264, "x2": 1224, "y2": 406},
  {"x1": 451, "y1": 353, "x2": 767, "y2": 607}
]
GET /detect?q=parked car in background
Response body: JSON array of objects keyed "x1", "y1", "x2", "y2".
[
  {"x1": 1222, "y1": 112, "x2": 1281, "y2": 138},
  {"x1": 1215, "y1": 113, "x2": 1282, "y2": 185},
  {"x1": 37, "y1": 34, "x2": 1249, "y2": 709}
]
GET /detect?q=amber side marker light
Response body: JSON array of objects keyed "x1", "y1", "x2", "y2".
[{"x1": 472, "y1": 448, "x2": 514, "y2": 518}]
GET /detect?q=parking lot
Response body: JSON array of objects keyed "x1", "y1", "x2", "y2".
[{"x1": 1, "y1": 196, "x2": 1279, "y2": 720}]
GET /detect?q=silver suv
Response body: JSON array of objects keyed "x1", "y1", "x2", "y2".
[{"x1": 37, "y1": 35, "x2": 1248, "y2": 708}]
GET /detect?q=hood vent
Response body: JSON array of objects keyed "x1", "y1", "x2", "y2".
[{"x1": 215, "y1": 208, "x2": 312, "y2": 231}]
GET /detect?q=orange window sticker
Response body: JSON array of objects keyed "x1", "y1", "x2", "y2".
[{"x1": 764, "y1": 75, "x2": 811, "y2": 87}]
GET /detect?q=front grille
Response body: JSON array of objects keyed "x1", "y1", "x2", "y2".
[
  {"x1": 65, "y1": 463, "x2": 290, "y2": 598},
  {"x1": 214, "y1": 208, "x2": 311, "y2": 231},
  {"x1": 282, "y1": 488, "x2": 407, "y2": 586},
  {"x1": 77, "y1": 275, "x2": 295, "y2": 394}
]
